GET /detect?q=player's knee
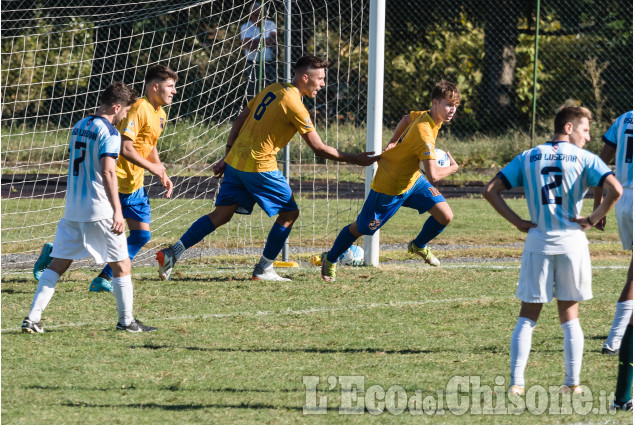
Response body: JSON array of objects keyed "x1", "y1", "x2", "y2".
[
  {"x1": 438, "y1": 211, "x2": 454, "y2": 226},
  {"x1": 280, "y1": 209, "x2": 299, "y2": 225},
  {"x1": 110, "y1": 258, "x2": 131, "y2": 277}
]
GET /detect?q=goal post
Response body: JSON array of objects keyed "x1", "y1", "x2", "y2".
[{"x1": 363, "y1": 0, "x2": 385, "y2": 267}]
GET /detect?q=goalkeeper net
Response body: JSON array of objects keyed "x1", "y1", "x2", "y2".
[{"x1": 1, "y1": 0, "x2": 371, "y2": 273}]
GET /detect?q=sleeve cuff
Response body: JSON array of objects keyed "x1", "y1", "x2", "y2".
[
  {"x1": 597, "y1": 171, "x2": 614, "y2": 188},
  {"x1": 496, "y1": 171, "x2": 512, "y2": 190},
  {"x1": 602, "y1": 135, "x2": 617, "y2": 148}
]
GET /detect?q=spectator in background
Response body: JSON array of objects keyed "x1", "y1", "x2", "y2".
[{"x1": 240, "y1": 2, "x2": 277, "y2": 98}]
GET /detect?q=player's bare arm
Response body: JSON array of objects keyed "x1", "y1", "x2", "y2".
[
  {"x1": 301, "y1": 131, "x2": 379, "y2": 166},
  {"x1": 483, "y1": 176, "x2": 537, "y2": 233},
  {"x1": 421, "y1": 151, "x2": 459, "y2": 183},
  {"x1": 120, "y1": 135, "x2": 166, "y2": 178},
  {"x1": 383, "y1": 114, "x2": 412, "y2": 153},
  {"x1": 571, "y1": 173, "x2": 622, "y2": 230},
  {"x1": 147, "y1": 146, "x2": 173, "y2": 198},
  {"x1": 214, "y1": 106, "x2": 251, "y2": 177},
  {"x1": 100, "y1": 156, "x2": 126, "y2": 235},
  {"x1": 592, "y1": 143, "x2": 617, "y2": 230}
]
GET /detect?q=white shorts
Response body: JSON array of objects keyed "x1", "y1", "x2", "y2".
[
  {"x1": 52, "y1": 218, "x2": 128, "y2": 264},
  {"x1": 516, "y1": 248, "x2": 592, "y2": 303},
  {"x1": 615, "y1": 188, "x2": 633, "y2": 250}
]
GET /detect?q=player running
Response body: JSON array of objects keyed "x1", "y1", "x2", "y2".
[
  {"x1": 22, "y1": 82, "x2": 157, "y2": 333},
  {"x1": 483, "y1": 103, "x2": 622, "y2": 395},
  {"x1": 320, "y1": 80, "x2": 461, "y2": 282},
  {"x1": 156, "y1": 55, "x2": 379, "y2": 281}
]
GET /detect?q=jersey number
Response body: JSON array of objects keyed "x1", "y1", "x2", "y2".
[
  {"x1": 625, "y1": 128, "x2": 633, "y2": 164},
  {"x1": 253, "y1": 92, "x2": 276, "y2": 121},
  {"x1": 72, "y1": 141, "x2": 87, "y2": 176},
  {"x1": 541, "y1": 166, "x2": 562, "y2": 205}
]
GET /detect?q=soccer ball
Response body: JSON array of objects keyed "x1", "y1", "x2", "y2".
[
  {"x1": 420, "y1": 148, "x2": 451, "y2": 173},
  {"x1": 338, "y1": 245, "x2": 364, "y2": 266}
]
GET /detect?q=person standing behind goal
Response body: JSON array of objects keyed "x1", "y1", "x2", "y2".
[
  {"x1": 156, "y1": 55, "x2": 379, "y2": 281},
  {"x1": 483, "y1": 103, "x2": 622, "y2": 395},
  {"x1": 22, "y1": 82, "x2": 157, "y2": 333}
]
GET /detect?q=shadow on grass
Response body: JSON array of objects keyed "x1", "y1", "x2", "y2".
[
  {"x1": 130, "y1": 343, "x2": 433, "y2": 355},
  {"x1": 61, "y1": 400, "x2": 309, "y2": 412}
]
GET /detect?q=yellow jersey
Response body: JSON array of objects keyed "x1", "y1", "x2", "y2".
[
  {"x1": 225, "y1": 83, "x2": 315, "y2": 172},
  {"x1": 115, "y1": 97, "x2": 167, "y2": 194},
  {"x1": 371, "y1": 111, "x2": 441, "y2": 196}
]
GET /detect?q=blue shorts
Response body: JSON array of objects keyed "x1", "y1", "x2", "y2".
[
  {"x1": 216, "y1": 165, "x2": 298, "y2": 217},
  {"x1": 120, "y1": 187, "x2": 151, "y2": 224},
  {"x1": 356, "y1": 176, "x2": 446, "y2": 235}
]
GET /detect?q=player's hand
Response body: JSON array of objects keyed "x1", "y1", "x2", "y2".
[
  {"x1": 161, "y1": 175, "x2": 173, "y2": 199},
  {"x1": 149, "y1": 163, "x2": 167, "y2": 179},
  {"x1": 213, "y1": 157, "x2": 227, "y2": 178},
  {"x1": 111, "y1": 212, "x2": 126, "y2": 235},
  {"x1": 383, "y1": 141, "x2": 397, "y2": 153},
  {"x1": 593, "y1": 216, "x2": 606, "y2": 231},
  {"x1": 515, "y1": 219, "x2": 537, "y2": 233},
  {"x1": 352, "y1": 151, "x2": 380, "y2": 166},
  {"x1": 446, "y1": 151, "x2": 459, "y2": 173},
  {"x1": 570, "y1": 216, "x2": 595, "y2": 231}
]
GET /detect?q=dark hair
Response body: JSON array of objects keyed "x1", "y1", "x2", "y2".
[
  {"x1": 145, "y1": 64, "x2": 178, "y2": 84},
  {"x1": 294, "y1": 55, "x2": 329, "y2": 75},
  {"x1": 431, "y1": 80, "x2": 460, "y2": 105},
  {"x1": 100, "y1": 82, "x2": 138, "y2": 107},
  {"x1": 554, "y1": 102, "x2": 592, "y2": 134}
]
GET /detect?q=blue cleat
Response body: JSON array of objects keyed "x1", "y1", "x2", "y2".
[
  {"x1": 33, "y1": 243, "x2": 53, "y2": 281},
  {"x1": 89, "y1": 272, "x2": 113, "y2": 293}
]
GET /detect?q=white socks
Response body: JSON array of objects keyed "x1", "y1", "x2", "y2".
[
  {"x1": 561, "y1": 318, "x2": 584, "y2": 386},
  {"x1": 112, "y1": 275, "x2": 134, "y2": 327},
  {"x1": 510, "y1": 317, "x2": 536, "y2": 387},
  {"x1": 604, "y1": 300, "x2": 633, "y2": 351},
  {"x1": 28, "y1": 269, "x2": 59, "y2": 322}
]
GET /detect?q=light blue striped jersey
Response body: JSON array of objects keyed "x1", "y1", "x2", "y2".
[
  {"x1": 499, "y1": 141, "x2": 613, "y2": 254},
  {"x1": 603, "y1": 111, "x2": 633, "y2": 189},
  {"x1": 64, "y1": 115, "x2": 121, "y2": 222}
]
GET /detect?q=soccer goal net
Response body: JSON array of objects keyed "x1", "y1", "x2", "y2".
[{"x1": 1, "y1": 0, "x2": 372, "y2": 273}]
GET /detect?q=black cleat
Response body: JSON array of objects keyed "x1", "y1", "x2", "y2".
[
  {"x1": 116, "y1": 318, "x2": 157, "y2": 333},
  {"x1": 21, "y1": 317, "x2": 44, "y2": 333}
]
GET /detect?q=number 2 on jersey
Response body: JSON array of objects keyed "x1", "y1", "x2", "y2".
[
  {"x1": 253, "y1": 92, "x2": 276, "y2": 120},
  {"x1": 541, "y1": 166, "x2": 563, "y2": 205},
  {"x1": 625, "y1": 128, "x2": 633, "y2": 164},
  {"x1": 72, "y1": 141, "x2": 87, "y2": 176}
]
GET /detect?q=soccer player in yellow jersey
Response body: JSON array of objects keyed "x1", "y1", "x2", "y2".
[
  {"x1": 320, "y1": 80, "x2": 461, "y2": 281},
  {"x1": 89, "y1": 65, "x2": 177, "y2": 291},
  {"x1": 156, "y1": 55, "x2": 379, "y2": 281}
]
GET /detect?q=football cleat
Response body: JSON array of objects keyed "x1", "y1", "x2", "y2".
[
  {"x1": 507, "y1": 385, "x2": 524, "y2": 396},
  {"x1": 89, "y1": 271, "x2": 113, "y2": 293},
  {"x1": 611, "y1": 399, "x2": 633, "y2": 411},
  {"x1": 320, "y1": 252, "x2": 336, "y2": 282},
  {"x1": 558, "y1": 385, "x2": 583, "y2": 395},
  {"x1": 602, "y1": 345, "x2": 619, "y2": 356},
  {"x1": 156, "y1": 246, "x2": 176, "y2": 281},
  {"x1": 116, "y1": 318, "x2": 157, "y2": 333},
  {"x1": 252, "y1": 264, "x2": 290, "y2": 281},
  {"x1": 33, "y1": 243, "x2": 53, "y2": 281},
  {"x1": 21, "y1": 317, "x2": 44, "y2": 334},
  {"x1": 407, "y1": 241, "x2": 440, "y2": 266}
]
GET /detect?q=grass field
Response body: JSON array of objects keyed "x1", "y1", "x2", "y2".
[{"x1": 1, "y1": 199, "x2": 632, "y2": 424}]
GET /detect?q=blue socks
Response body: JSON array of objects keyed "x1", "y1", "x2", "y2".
[
  {"x1": 180, "y1": 215, "x2": 216, "y2": 249},
  {"x1": 327, "y1": 225, "x2": 359, "y2": 263},
  {"x1": 413, "y1": 216, "x2": 446, "y2": 248},
  {"x1": 102, "y1": 229, "x2": 151, "y2": 278},
  {"x1": 262, "y1": 222, "x2": 292, "y2": 260}
]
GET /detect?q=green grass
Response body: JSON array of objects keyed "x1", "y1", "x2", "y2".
[{"x1": 2, "y1": 198, "x2": 632, "y2": 424}]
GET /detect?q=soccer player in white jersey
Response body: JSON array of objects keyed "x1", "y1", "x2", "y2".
[
  {"x1": 593, "y1": 111, "x2": 633, "y2": 356},
  {"x1": 483, "y1": 104, "x2": 622, "y2": 395},
  {"x1": 21, "y1": 82, "x2": 157, "y2": 333}
]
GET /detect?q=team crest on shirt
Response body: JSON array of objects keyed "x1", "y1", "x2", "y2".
[
  {"x1": 368, "y1": 219, "x2": 382, "y2": 230},
  {"x1": 305, "y1": 117, "x2": 312, "y2": 129},
  {"x1": 126, "y1": 120, "x2": 135, "y2": 129},
  {"x1": 160, "y1": 118, "x2": 164, "y2": 129}
]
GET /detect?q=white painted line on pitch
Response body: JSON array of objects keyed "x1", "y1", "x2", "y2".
[{"x1": 1, "y1": 295, "x2": 514, "y2": 333}]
